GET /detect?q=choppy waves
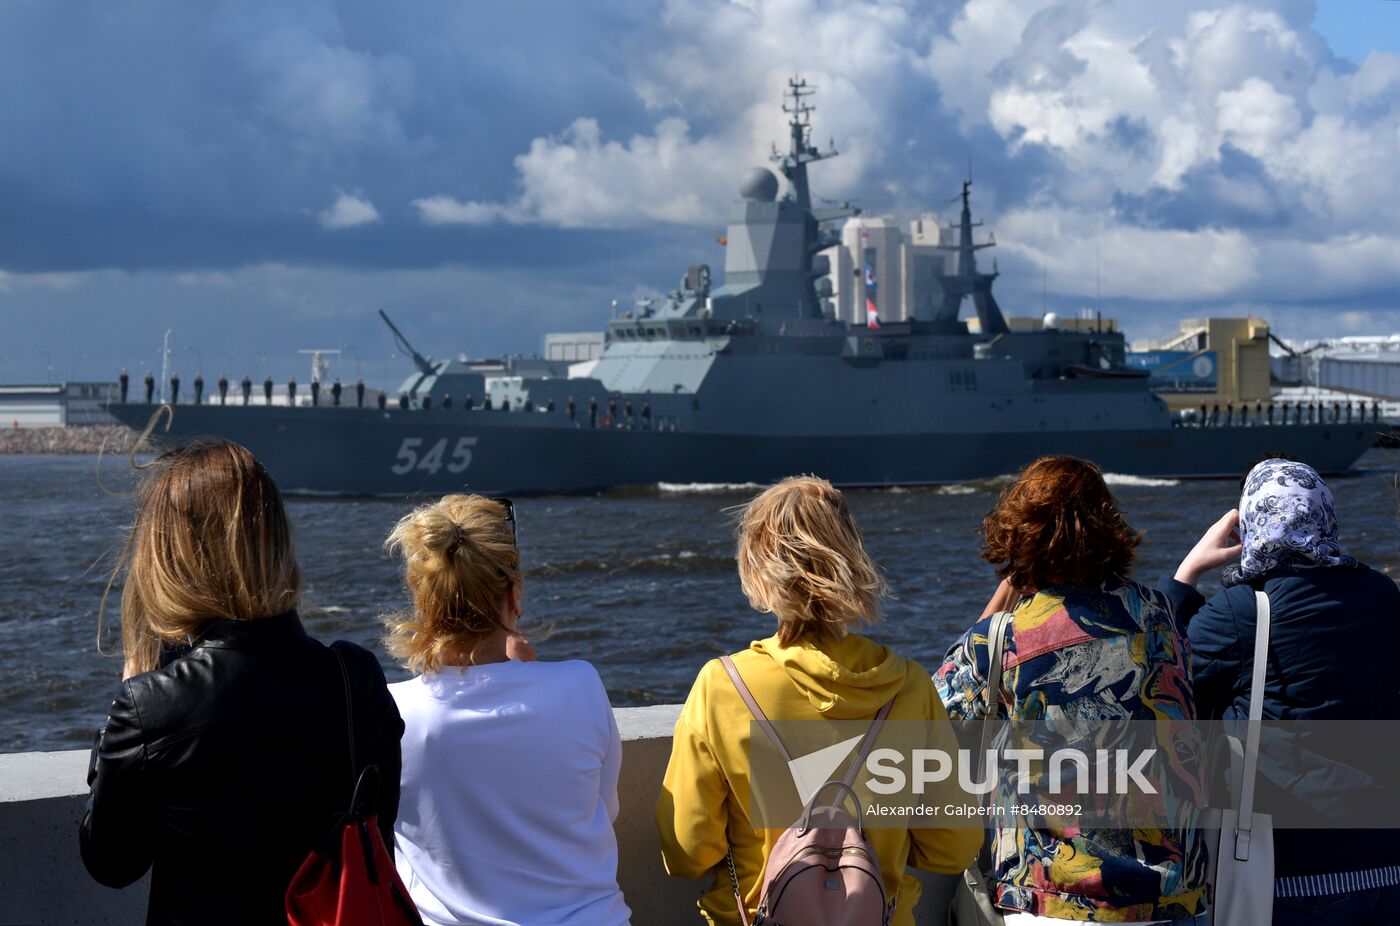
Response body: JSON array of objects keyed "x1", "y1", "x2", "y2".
[
  {"x1": 1102, "y1": 474, "x2": 1181, "y2": 487},
  {"x1": 531, "y1": 550, "x2": 734, "y2": 576},
  {"x1": 656, "y1": 482, "x2": 764, "y2": 495}
]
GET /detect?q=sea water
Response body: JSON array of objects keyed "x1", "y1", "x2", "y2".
[{"x1": 1, "y1": 450, "x2": 1395, "y2": 752}]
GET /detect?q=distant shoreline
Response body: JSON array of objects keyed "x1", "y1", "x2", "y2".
[{"x1": 0, "y1": 425, "x2": 135, "y2": 455}]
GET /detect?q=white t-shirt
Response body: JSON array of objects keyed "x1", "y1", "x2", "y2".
[{"x1": 390, "y1": 659, "x2": 631, "y2": 926}]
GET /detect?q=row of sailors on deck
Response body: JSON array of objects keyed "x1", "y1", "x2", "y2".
[
  {"x1": 122, "y1": 370, "x2": 372, "y2": 407},
  {"x1": 80, "y1": 443, "x2": 1398, "y2": 926},
  {"x1": 1184, "y1": 400, "x2": 1383, "y2": 426},
  {"x1": 118, "y1": 368, "x2": 656, "y2": 423}
]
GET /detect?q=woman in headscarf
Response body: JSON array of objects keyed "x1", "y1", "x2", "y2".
[{"x1": 1166, "y1": 457, "x2": 1400, "y2": 925}]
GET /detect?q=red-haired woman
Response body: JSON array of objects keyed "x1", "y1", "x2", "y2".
[{"x1": 934, "y1": 455, "x2": 1210, "y2": 924}]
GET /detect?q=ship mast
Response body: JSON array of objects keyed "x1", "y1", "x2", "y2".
[
  {"x1": 771, "y1": 77, "x2": 836, "y2": 211},
  {"x1": 760, "y1": 77, "x2": 857, "y2": 320},
  {"x1": 933, "y1": 180, "x2": 1009, "y2": 334}
]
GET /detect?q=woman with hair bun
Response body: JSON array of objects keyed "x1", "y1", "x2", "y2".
[
  {"x1": 80, "y1": 440, "x2": 403, "y2": 924},
  {"x1": 935, "y1": 455, "x2": 1209, "y2": 924},
  {"x1": 384, "y1": 494, "x2": 631, "y2": 926},
  {"x1": 656, "y1": 475, "x2": 981, "y2": 925}
]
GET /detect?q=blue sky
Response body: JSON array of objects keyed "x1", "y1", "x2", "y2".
[
  {"x1": 1313, "y1": 1, "x2": 1400, "y2": 60},
  {"x1": 2, "y1": 0, "x2": 1398, "y2": 387}
]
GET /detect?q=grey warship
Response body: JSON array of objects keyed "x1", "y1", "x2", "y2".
[{"x1": 108, "y1": 79, "x2": 1376, "y2": 496}]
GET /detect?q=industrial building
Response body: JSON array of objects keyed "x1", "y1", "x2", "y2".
[
  {"x1": 0, "y1": 382, "x2": 117, "y2": 428},
  {"x1": 1127, "y1": 317, "x2": 1273, "y2": 412},
  {"x1": 1273, "y1": 335, "x2": 1400, "y2": 400}
]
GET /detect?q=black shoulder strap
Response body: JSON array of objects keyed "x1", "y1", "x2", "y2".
[{"x1": 330, "y1": 643, "x2": 357, "y2": 787}]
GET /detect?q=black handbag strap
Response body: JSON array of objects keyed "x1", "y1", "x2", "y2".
[
  {"x1": 332, "y1": 643, "x2": 384, "y2": 821},
  {"x1": 331, "y1": 643, "x2": 358, "y2": 788}
]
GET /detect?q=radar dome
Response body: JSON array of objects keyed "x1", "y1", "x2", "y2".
[{"x1": 739, "y1": 167, "x2": 779, "y2": 201}]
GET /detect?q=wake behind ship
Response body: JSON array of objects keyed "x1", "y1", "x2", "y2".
[{"x1": 108, "y1": 80, "x2": 1376, "y2": 496}]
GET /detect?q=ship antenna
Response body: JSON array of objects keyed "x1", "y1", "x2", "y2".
[
  {"x1": 772, "y1": 75, "x2": 837, "y2": 210},
  {"x1": 1095, "y1": 221, "x2": 1102, "y2": 315}
]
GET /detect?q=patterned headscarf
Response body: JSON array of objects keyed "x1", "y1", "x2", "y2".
[{"x1": 1222, "y1": 459, "x2": 1359, "y2": 587}]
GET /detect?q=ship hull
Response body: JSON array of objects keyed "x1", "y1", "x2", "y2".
[{"x1": 106, "y1": 403, "x2": 1379, "y2": 496}]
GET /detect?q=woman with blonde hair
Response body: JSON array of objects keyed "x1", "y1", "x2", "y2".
[
  {"x1": 656, "y1": 475, "x2": 981, "y2": 925},
  {"x1": 80, "y1": 440, "x2": 403, "y2": 924},
  {"x1": 384, "y1": 494, "x2": 631, "y2": 926}
]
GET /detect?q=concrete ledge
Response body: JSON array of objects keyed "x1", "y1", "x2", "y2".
[{"x1": 0, "y1": 705, "x2": 949, "y2": 925}]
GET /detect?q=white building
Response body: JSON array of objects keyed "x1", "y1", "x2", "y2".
[{"x1": 820, "y1": 214, "x2": 953, "y2": 324}]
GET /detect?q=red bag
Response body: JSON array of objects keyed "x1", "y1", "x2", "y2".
[
  {"x1": 286, "y1": 646, "x2": 422, "y2": 926},
  {"x1": 286, "y1": 767, "x2": 421, "y2": 926}
]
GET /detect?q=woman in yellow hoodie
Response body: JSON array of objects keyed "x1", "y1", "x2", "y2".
[{"x1": 655, "y1": 476, "x2": 981, "y2": 925}]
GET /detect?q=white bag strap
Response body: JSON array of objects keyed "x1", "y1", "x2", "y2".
[
  {"x1": 1234, "y1": 591, "x2": 1271, "y2": 861},
  {"x1": 976, "y1": 610, "x2": 1015, "y2": 775},
  {"x1": 962, "y1": 610, "x2": 1015, "y2": 902}
]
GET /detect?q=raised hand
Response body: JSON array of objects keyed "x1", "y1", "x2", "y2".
[
  {"x1": 505, "y1": 632, "x2": 538, "y2": 663},
  {"x1": 1174, "y1": 508, "x2": 1242, "y2": 588},
  {"x1": 980, "y1": 577, "x2": 1022, "y2": 618}
]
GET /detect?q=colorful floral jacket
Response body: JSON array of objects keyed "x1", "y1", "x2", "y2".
[{"x1": 934, "y1": 577, "x2": 1210, "y2": 922}]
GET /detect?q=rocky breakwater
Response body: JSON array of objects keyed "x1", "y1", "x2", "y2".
[{"x1": 0, "y1": 426, "x2": 135, "y2": 455}]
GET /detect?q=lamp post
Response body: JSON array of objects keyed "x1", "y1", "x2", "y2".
[{"x1": 35, "y1": 350, "x2": 53, "y2": 384}]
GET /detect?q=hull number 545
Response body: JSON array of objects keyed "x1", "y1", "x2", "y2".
[{"x1": 391, "y1": 437, "x2": 478, "y2": 475}]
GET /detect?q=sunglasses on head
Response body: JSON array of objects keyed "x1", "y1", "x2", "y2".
[{"x1": 488, "y1": 496, "x2": 517, "y2": 547}]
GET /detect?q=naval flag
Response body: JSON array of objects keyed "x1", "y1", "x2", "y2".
[{"x1": 864, "y1": 257, "x2": 879, "y2": 329}]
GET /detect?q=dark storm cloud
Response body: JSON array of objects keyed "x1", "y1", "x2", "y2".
[{"x1": 0, "y1": 0, "x2": 658, "y2": 272}]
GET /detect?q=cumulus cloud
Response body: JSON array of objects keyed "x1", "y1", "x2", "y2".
[
  {"x1": 412, "y1": 195, "x2": 504, "y2": 226},
  {"x1": 997, "y1": 206, "x2": 1400, "y2": 304},
  {"x1": 418, "y1": 0, "x2": 968, "y2": 230},
  {"x1": 418, "y1": 117, "x2": 737, "y2": 228},
  {"x1": 318, "y1": 192, "x2": 381, "y2": 229},
  {"x1": 433, "y1": 0, "x2": 1397, "y2": 312}
]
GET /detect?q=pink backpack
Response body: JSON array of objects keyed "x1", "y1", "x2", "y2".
[{"x1": 720, "y1": 655, "x2": 896, "y2": 926}]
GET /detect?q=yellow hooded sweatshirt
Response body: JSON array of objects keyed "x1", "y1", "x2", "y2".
[{"x1": 655, "y1": 632, "x2": 981, "y2": 925}]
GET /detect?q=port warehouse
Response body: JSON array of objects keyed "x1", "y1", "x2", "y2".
[
  {"x1": 0, "y1": 382, "x2": 116, "y2": 428},
  {"x1": 0, "y1": 705, "x2": 965, "y2": 924}
]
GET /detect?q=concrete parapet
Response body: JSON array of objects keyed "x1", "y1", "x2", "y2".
[{"x1": 0, "y1": 705, "x2": 949, "y2": 925}]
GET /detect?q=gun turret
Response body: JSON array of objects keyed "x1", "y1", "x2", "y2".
[{"x1": 378, "y1": 310, "x2": 435, "y2": 376}]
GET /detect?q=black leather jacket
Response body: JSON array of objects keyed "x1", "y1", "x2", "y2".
[{"x1": 80, "y1": 611, "x2": 404, "y2": 925}]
